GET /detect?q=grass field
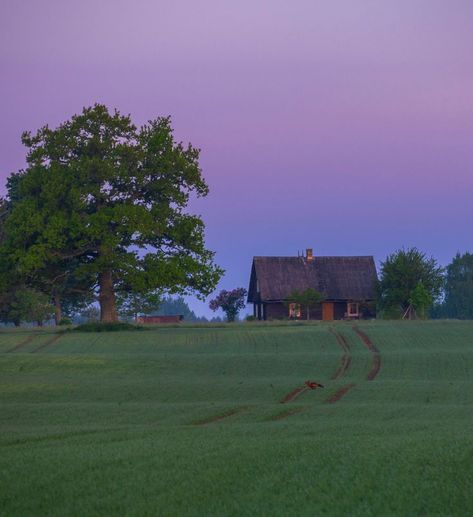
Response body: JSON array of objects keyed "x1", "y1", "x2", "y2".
[{"x1": 1, "y1": 321, "x2": 473, "y2": 516}]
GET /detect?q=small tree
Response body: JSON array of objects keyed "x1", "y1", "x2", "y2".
[
  {"x1": 409, "y1": 282, "x2": 433, "y2": 319},
  {"x1": 209, "y1": 288, "x2": 247, "y2": 322},
  {"x1": 285, "y1": 288, "x2": 325, "y2": 320},
  {"x1": 378, "y1": 248, "x2": 444, "y2": 317},
  {"x1": 6, "y1": 287, "x2": 54, "y2": 326},
  {"x1": 116, "y1": 290, "x2": 162, "y2": 321},
  {"x1": 155, "y1": 296, "x2": 199, "y2": 321}
]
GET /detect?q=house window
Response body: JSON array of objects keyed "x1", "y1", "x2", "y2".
[
  {"x1": 347, "y1": 302, "x2": 359, "y2": 318},
  {"x1": 289, "y1": 303, "x2": 301, "y2": 319}
]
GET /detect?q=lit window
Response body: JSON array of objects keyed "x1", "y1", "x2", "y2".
[
  {"x1": 289, "y1": 303, "x2": 301, "y2": 319},
  {"x1": 347, "y1": 303, "x2": 359, "y2": 317}
]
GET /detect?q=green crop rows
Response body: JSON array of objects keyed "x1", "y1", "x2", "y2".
[{"x1": 1, "y1": 321, "x2": 472, "y2": 515}]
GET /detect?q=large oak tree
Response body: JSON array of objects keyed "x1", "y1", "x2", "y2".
[{"x1": 3, "y1": 105, "x2": 223, "y2": 321}]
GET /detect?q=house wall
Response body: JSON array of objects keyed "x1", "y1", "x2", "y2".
[
  {"x1": 263, "y1": 302, "x2": 322, "y2": 320},
  {"x1": 256, "y1": 301, "x2": 376, "y2": 321}
]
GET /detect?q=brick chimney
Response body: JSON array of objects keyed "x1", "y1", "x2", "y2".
[{"x1": 306, "y1": 248, "x2": 313, "y2": 261}]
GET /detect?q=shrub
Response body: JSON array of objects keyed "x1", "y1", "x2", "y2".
[{"x1": 72, "y1": 322, "x2": 144, "y2": 332}]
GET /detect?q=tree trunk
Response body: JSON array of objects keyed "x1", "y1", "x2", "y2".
[
  {"x1": 99, "y1": 270, "x2": 118, "y2": 322},
  {"x1": 53, "y1": 296, "x2": 62, "y2": 325}
]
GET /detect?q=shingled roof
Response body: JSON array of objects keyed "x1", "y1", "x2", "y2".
[{"x1": 248, "y1": 256, "x2": 377, "y2": 302}]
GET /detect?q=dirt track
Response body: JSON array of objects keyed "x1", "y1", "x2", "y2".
[
  {"x1": 31, "y1": 332, "x2": 65, "y2": 353},
  {"x1": 353, "y1": 327, "x2": 381, "y2": 380},
  {"x1": 326, "y1": 383, "x2": 355, "y2": 404},
  {"x1": 7, "y1": 334, "x2": 37, "y2": 353},
  {"x1": 329, "y1": 328, "x2": 352, "y2": 379},
  {"x1": 193, "y1": 407, "x2": 245, "y2": 426},
  {"x1": 269, "y1": 406, "x2": 307, "y2": 420},
  {"x1": 280, "y1": 386, "x2": 308, "y2": 403}
]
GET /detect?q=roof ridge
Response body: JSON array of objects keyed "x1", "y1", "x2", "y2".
[{"x1": 253, "y1": 255, "x2": 374, "y2": 259}]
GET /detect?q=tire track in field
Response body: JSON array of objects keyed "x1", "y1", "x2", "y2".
[
  {"x1": 353, "y1": 326, "x2": 381, "y2": 380},
  {"x1": 6, "y1": 334, "x2": 37, "y2": 353},
  {"x1": 31, "y1": 332, "x2": 66, "y2": 353},
  {"x1": 280, "y1": 327, "x2": 351, "y2": 404},
  {"x1": 192, "y1": 407, "x2": 246, "y2": 426},
  {"x1": 329, "y1": 327, "x2": 352, "y2": 380},
  {"x1": 280, "y1": 385, "x2": 309, "y2": 403},
  {"x1": 268, "y1": 406, "x2": 307, "y2": 421},
  {"x1": 325, "y1": 383, "x2": 356, "y2": 404}
]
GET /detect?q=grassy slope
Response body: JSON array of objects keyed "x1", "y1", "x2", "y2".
[{"x1": 1, "y1": 321, "x2": 472, "y2": 516}]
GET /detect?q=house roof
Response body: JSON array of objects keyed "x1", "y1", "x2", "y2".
[{"x1": 248, "y1": 256, "x2": 377, "y2": 302}]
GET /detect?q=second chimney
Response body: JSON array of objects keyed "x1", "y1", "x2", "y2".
[{"x1": 306, "y1": 248, "x2": 313, "y2": 261}]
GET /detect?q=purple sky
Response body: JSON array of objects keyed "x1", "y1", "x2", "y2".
[{"x1": 1, "y1": 1, "x2": 473, "y2": 317}]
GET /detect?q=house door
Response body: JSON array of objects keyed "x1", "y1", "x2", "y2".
[{"x1": 322, "y1": 302, "x2": 334, "y2": 321}]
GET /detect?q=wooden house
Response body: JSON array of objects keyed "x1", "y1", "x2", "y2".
[{"x1": 247, "y1": 249, "x2": 377, "y2": 321}]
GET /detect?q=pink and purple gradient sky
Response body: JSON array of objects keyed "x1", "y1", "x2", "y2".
[{"x1": 1, "y1": 1, "x2": 473, "y2": 316}]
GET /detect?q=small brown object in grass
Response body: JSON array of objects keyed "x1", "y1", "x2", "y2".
[{"x1": 304, "y1": 380, "x2": 324, "y2": 389}]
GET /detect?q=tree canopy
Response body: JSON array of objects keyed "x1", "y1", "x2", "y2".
[
  {"x1": 209, "y1": 288, "x2": 247, "y2": 322},
  {"x1": 378, "y1": 247, "x2": 444, "y2": 318},
  {"x1": 441, "y1": 252, "x2": 473, "y2": 319},
  {"x1": 285, "y1": 288, "x2": 325, "y2": 320},
  {"x1": 1, "y1": 104, "x2": 223, "y2": 322}
]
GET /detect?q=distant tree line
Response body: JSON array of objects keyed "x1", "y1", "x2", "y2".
[{"x1": 377, "y1": 248, "x2": 473, "y2": 320}]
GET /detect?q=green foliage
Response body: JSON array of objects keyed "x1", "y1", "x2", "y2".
[
  {"x1": 78, "y1": 305, "x2": 100, "y2": 322},
  {"x1": 378, "y1": 248, "x2": 444, "y2": 316},
  {"x1": 154, "y1": 296, "x2": 200, "y2": 321},
  {"x1": 0, "y1": 287, "x2": 53, "y2": 325},
  {"x1": 72, "y1": 321, "x2": 144, "y2": 332},
  {"x1": 246, "y1": 315, "x2": 256, "y2": 322},
  {"x1": 209, "y1": 288, "x2": 247, "y2": 322},
  {"x1": 285, "y1": 288, "x2": 325, "y2": 319},
  {"x1": 441, "y1": 252, "x2": 473, "y2": 319},
  {"x1": 116, "y1": 290, "x2": 162, "y2": 320},
  {"x1": 58, "y1": 318, "x2": 72, "y2": 326},
  {"x1": 2, "y1": 104, "x2": 223, "y2": 322},
  {"x1": 409, "y1": 282, "x2": 432, "y2": 319}
]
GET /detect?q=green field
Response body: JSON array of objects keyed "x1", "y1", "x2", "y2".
[{"x1": 1, "y1": 321, "x2": 473, "y2": 516}]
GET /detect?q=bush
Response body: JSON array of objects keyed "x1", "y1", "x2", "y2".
[
  {"x1": 246, "y1": 315, "x2": 256, "y2": 322},
  {"x1": 58, "y1": 318, "x2": 72, "y2": 326},
  {"x1": 72, "y1": 322, "x2": 144, "y2": 332}
]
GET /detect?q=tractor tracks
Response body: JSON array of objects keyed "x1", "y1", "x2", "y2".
[
  {"x1": 192, "y1": 407, "x2": 246, "y2": 426},
  {"x1": 280, "y1": 327, "x2": 355, "y2": 406},
  {"x1": 6, "y1": 334, "x2": 37, "y2": 353},
  {"x1": 353, "y1": 326, "x2": 381, "y2": 381},
  {"x1": 326, "y1": 327, "x2": 381, "y2": 404},
  {"x1": 329, "y1": 328, "x2": 352, "y2": 380},
  {"x1": 280, "y1": 386, "x2": 308, "y2": 403},
  {"x1": 31, "y1": 332, "x2": 65, "y2": 353},
  {"x1": 279, "y1": 325, "x2": 381, "y2": 410},
  {"x1": 6, "y1": 332, "x2": 66, "y2": 354},
  {"x1": 326, "y1": 383, "x2": 356, "y2": 404}
]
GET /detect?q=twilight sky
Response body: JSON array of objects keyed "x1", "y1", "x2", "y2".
[{"x1": 1, "y1": 0, "x2": 472, "y2": 317}]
